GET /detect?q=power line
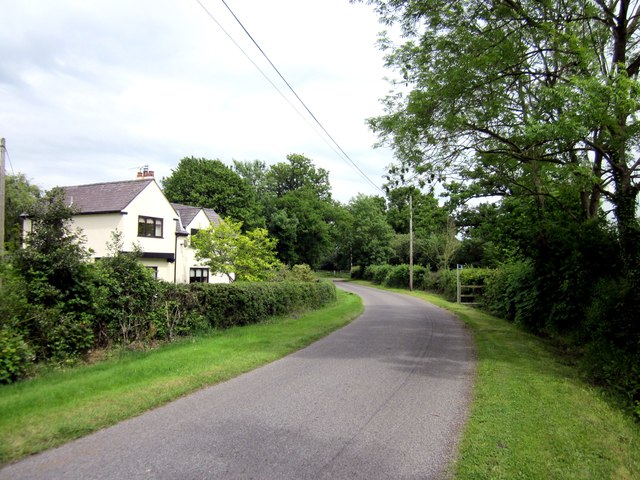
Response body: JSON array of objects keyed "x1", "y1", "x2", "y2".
[
  {"x1": 196, "y1": 0, "x2": 385, "y2": 195},
  {"x1": 194, "y1": 0, "x2": 353, "y2": 176}
]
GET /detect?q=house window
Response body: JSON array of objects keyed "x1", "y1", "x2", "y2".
[
  {"x1": 190, "y1": 268, "x2": 209, "y2": 283},
  {"x1": 138, "y1": 216, "x2": 163, "y2": 238},
  {"x1": 190, "y1": 228, "x2": 199, "y2": 236},
  {"x1": 146, "y1": 266, "x2": 158, "y2": 279}
]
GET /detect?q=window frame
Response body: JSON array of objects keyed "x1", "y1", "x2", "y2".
[
  {"x1": 189, "y1": 267, "x2": 209, "y2": 284},
  {"x1": 138, "y1": 216, "x2": 163, "y2": 238}
]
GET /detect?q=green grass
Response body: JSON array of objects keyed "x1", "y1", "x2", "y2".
[
  {"x1": 0, "y1": 290, "x2": 363, "y2": 465},
  {"x1": 354, "y1": 281, "x2": 640, "y2": 480}
]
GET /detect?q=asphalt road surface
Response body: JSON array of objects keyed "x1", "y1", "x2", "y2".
[{"x1": 0, "y1": 281, "x2": 475, "y2": 480}]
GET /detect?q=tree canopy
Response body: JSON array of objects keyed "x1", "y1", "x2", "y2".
[
  {"x1": 359, "y1": 0, "x2": 640, "y2": 278},
  {"x1": 162, "y1": 157, "x2": 264, "y2": 229}
]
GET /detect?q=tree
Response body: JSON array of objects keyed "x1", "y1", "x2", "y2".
[
  {"x1": 13, "y1": 187, "x2": 91, "y2": 306},
  {"x1": 268, "y1": 189, "x2": 333, "y2": 269},
  {"x1": 359, "y1": 0, "x2": 640, "y2": 279},
  {"x1": 190, "y1": 218, "x2": 279, "y2": 282},
  {"x1": 4, "y1": 174, "x2": 40, "y2": 251},
  {"x1": 348, "y1": 194, "x2": 395, "y2": 269},
  {"x1": 265, "y1": 153, "x2": 332, "y2": 200},
  {"x1": 162, "y1": 157, "x2": 264, "y2": 229}
]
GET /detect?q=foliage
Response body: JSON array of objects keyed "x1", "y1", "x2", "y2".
[
  {"x1": 0, "y1": 325, "x2": 33, "y2": 384},
  {"x1": 92, "y1": 231, "x2": 159, "y2": 345},
  {"x1": 265, "y1": 153, "x2": 332, "y2": 200},
  {"x1": 271, "y1": 264, "x2": 317, "y2": 282},
  {"x1": 189, "y1": 281, "x2": 337, "y2": 329},
  {"x1": 361, "y1": 0, "x2": 640, "y2": 279},
  {"x1": 162, "y1": 156, "x2": 264, "y2": 229},
  {"x1": 190, "y1": 218, "x2": 279, "y2": 282},
  {"x1": 348, "y1": 194, "x2": 395, "y2": 268},
  {"x1": 268, "y1": 189, "x2": 333, "y2": 268},
  {"x1": 12, "y1": 187, "x2": 92, "y2": 307},
  {"x1": 3, "y1": 173, "x2": 40, "y2": 251}
]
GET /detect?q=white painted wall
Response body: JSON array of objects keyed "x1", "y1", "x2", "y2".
[
  {"x1": 22, "y1": 180, "x2": 232, "y2": 284},
  {"x1": 176, "y1": 209, "x2": 230, "y2": 284}
]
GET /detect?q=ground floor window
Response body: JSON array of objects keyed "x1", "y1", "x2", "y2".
[
  {"x1": 146, "y1": 266, "x2": 158, "y2": 279},
  {"x1": 190, "y1": 267, "x2": 209, "y2": 283}
]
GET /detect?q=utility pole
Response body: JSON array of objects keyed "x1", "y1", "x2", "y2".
[
  {"x1": 409, "y1": 191, "x2": 414, "y2": 291},
  {"x1": 0, "y1": 137, "x2": 5, "y2": 259}
]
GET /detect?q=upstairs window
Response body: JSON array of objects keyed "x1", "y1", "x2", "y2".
[
  {"x1": 190, "y1": 228, "x2": 199, "y2": 236},
  {"x1": 190, "y1": 268, "x2": 209, "y2": 284},
  {"x1": 138, "y1": 216, "x2": 163, "y2": 238}
]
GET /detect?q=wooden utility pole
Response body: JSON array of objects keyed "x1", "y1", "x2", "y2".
[
  {"x1": 409, "y1": 192, "x2": 414, "y2": 291},
  {"x1": 0, "y1": 137, "x2": 5, "y2": 258}
]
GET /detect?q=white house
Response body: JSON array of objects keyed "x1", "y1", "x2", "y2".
[{"x1": 22, "y1": 171, "x2": 228, "y2": 284}]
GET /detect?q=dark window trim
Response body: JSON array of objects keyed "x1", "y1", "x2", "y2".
[
  {"x1": 190, "y1": 267, "x2": 209, "y2": 284},
  {"x1": 138, "y1": 216, "x2": 164, "y2": 238}
]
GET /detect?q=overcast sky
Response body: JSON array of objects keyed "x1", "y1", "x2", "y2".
[{"x1": 0, "y1": 0, "x2": 398, "y2": 203}]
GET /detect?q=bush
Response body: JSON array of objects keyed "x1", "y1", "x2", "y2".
[
  {"x1": 582, "y1": 277, "x2": 640, "y2": 412},
  {"x1": 365, "y1": 264, "x2": 393, "y2": 284},
  {"x1": 192, "y1": 281, "x2": 337, "y2": 329},
  {"x1": 383, "y1": 264, "x2": 428, "y2": 289},
  {"x1": 272, "y1": 264, "x2": 317, "y2": 282},
  {"x1": 0, "y1": 325, "x2": 34, "y2": 383}
]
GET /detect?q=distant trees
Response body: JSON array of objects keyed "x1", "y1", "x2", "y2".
[{"x1": 162, "y1": 157, "x2": 264, "y2": 229}]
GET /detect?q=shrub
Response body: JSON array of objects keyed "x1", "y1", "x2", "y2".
[
  {"x1": 582, "y1": 277, "x2": 640, "y2": 413},
  {"x1": 383, "y1": 264, "x2": 428, "y2": 289},
  {"x1": 192, "y1": 281, "x2": 337, "y2": 329},
  {"x1": 0, "y1": 325, "x2": 34, "y2": 383},
  {"x1": 365, "y1": 264, "x2": 393, "y2": 284}
]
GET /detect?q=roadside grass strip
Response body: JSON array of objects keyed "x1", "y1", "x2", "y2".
[
  {"x1": 355, "y1": 282, "x2": 640, "y2": 479},
  {"x1": 0, "y1": 290, "x2": 363, "y2": 465}
]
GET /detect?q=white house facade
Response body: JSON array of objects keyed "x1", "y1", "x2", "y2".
[{"x1": 22, "y1": 173, "x2": 228, "y2": 284}]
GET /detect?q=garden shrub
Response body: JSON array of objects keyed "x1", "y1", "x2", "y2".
[
  {"x1": 0, "y1": 325, "x2": 34, "y2": 384},
  {"x1": 193, "y1": 281, "x2": 337, "y2": 329}
]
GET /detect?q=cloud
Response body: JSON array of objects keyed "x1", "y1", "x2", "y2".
[{"x1": 0, "y1": 0, "x2": 394, "y2": 202}]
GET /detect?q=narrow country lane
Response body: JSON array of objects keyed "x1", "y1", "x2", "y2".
[{"x1": 0, "y1": 282, "x2": 475, "y2": 480}]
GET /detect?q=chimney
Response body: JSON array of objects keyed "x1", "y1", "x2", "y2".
[{"x1": 136, "y1": 165, "x2": 155, "y2": 179}]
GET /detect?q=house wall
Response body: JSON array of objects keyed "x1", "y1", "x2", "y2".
[
  {"x1": 71, "y1": 213, "x2": 124, "y2": 257},
  {"x1": 120, "y1": 181, "x2": 180, "y2": 283},
  {"x1": 176, "y1": 210, "x2": 230, "y2": 284}
]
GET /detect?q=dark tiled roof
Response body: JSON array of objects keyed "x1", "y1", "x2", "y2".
[
  {"x1": 171, "y1": 203, "x2": 200, "y2": 227},
  {"x1": 172, "y1": 203, "x2": 221, "y2": 228},
  {"x1": 63, "y1": 179, "x2": 154, "y2": 214},
  {"x1": 203, "y1": 208, "x2": 221, "y2": 226}
]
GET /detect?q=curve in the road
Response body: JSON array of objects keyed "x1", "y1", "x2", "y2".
[{"x1": 0, "y1": 281, "x2": 475, "y2": 480}]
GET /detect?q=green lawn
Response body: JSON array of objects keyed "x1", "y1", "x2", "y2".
[
  {"x1": 0, "y1": 289, "x2": 363, "y2": 465},
  {"x1": 356, "y1": 282, "x2": 640, "y2": 479}
]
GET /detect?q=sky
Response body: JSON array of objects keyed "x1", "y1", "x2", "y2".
[{"x1": 0, "y1": 0, "x2": 398, "y2": 203}]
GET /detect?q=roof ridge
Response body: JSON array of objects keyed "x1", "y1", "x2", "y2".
[{"x1": 62, "y1": 178, "x2": 154, "y2": 189}]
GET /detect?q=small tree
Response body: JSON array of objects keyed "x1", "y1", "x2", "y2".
[{"x1": 190, "y1": 218, "x2": 279, "y2": 282}]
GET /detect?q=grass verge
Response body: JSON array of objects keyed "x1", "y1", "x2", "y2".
[
  {"x1": 0, "y1": 289, "x2": 363, "y2": 466},
  {"x1": 354, "y1": 281, "x2": 640, "y2": 479}
]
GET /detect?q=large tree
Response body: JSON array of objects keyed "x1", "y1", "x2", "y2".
[
  {"x1": 162, "y1": 157, "x2": 264, "y2": 229},
  {"x1": 348, "y1": 194, "x2": 395, "y2": 269},
  {"x1": 359, "y1": 0, "x2": 640, "y2": 280}
]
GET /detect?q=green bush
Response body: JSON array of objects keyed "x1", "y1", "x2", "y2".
[
  {"x1": 192, "y1": 281, "x2": 337, "y2": 329},
  {"x1": 383, "y1": 264, "x2": 428, "y2": 289},
  {"x1": 0, "y1": 325, "x2": 34, "y2": 383},
  {"x1": 582, "y1": 277, "x2": 640, "y2": 412},
  {"x1": 365, "y1": 264, "x2": 393, "y2": 284}
]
